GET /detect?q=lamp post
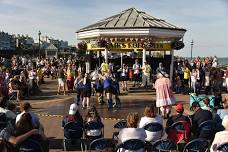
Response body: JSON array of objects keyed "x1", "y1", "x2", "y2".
[
  {"x1": 190, "y1": 40, "x2": 194, "y2": 60},
  {"x1": 38, "y1": 31, "x2": 41, "y2": 59}
]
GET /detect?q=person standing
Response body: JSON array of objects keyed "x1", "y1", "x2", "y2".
[
  {"x1": 156, "y1": 62, "x2": 166, "y2": 74},
  {"x1": 120, "y1": 64, "x2": 128, "y2": 92},
  {"x1": 183, "y1": 64, "x2": 190, "y2": 94},
  {"x1": 57, "y1": 66, "x2": 66, "y2": 95},
  {"x1": 132, "y1": 59, "x2": 141, "y2": 87},
  {"x1": 190, "y1": 68, "x2": 197, "y2": 93},
  {"x1": 141, "y1": 61, "x2": 151, "y2": 88},
  {"x1": 82, "y1": 73, "x2": 92, "y2": 109},
  {"x1": 155, "y1": 72, "x2": 176, "y2": 118},
  {"x1": 100, "y1": 59, "x2": 109, "y2": 75},
  {"x1": 66, "y1": 65, "x2": 75, "y2": 93},
  {"x1": 225, "y1": 66, "x2": 228, "y2": 92}
]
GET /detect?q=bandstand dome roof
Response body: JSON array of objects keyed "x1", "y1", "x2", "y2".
[{"x1": 77, "y1": 7, "x2": 186, "y2": 40}]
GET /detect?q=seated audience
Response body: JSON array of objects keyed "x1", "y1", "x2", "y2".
[
  {"x1": 139, "y1": 105, "x2": 163, "y2": 142},
  {"x1": 118, "y1": 113, "x2": 146, "y2": 143},
  {"x1": 139, "y1": 105, "x2": 163, "y2": 128},
  {"x1": 201, "y1": 97, "x2": 213, "y2": 112},
  {"x1": 217, "y1": 95, "x2": 228, "y2": 120},
  {"x1": 16, "y1": 102, "x2": 40, "y2": 129},
  {"x1": 190, "y1": 102, "x2": 213, "y2": 137},
  {"x1": 166, "y1": 102, "x2": 191, "y2": 143},
  {"x1": 84, "y1": 106, "x2": 103, "y2": 138},
  {"x1": 0, "y1": 102, "x2": 17, "y2": 121},
  {"x1": 62, "y1": 103, "x2": 83, "y2": 127},
  {"x1": 211, "y1": 115, "x2": 228, "y2": 151},
  {"x1": 0, "y1": 115, "x2": 47, "y2": 151},
  {"x1": 166, "y1": 102, "x2": 191, "y2": 127}
]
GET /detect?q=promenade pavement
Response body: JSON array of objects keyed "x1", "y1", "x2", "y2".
[{"x1": 25, "y1": 78, "x2": 194, "y2": 151}]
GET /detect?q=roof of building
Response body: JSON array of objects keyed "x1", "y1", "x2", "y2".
[
  {"x1": 77, "y1": 8, "x2": 186, "y2": 33},
  {"x1": 45, "y1": 43, "x2": 58, "y2": 50}
]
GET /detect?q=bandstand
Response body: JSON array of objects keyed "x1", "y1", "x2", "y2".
[{"x1": 76, "y1": 8, "x2": 186, "y2": 79}]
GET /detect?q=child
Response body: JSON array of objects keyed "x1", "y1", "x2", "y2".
[
  {"x1": 95, "y1": 77, "x2": 104, "y2": 105},
  {"x1": 201, "y1": 97, "x2": 213, "y2": 112},
  {"x1": 112, "y1": 78, "x2": 121, "y2": 108}
]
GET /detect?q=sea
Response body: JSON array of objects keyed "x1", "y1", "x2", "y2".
[{"x1": 218, "y1": 58, "x2": 228, "y2": 66}]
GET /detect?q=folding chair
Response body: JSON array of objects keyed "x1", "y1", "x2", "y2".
[
  {"x1": 152, "y1": 139, "x2": 178, "y2": 152},
  {"x1": 0, "y1": 113, "x2": 8, "y2": 131},
  {"x1": 89, "y1": 138, "x2": 115, "y2": 152},
  {"x1": 216, "y1": 142, "x2": 228, "y2": 152},
  {"x1": 19, "y1": 138, "x2": 44, "y2": 152},
  {"x1": 63, "y1": 121, "x2": 85, "y2": 152},
  {"x1": 84, "y1": 121, "x2": 104, "y2": 141},
  {"x1": 112, "y1": 120, "x2": 127, "y2": 141},
  {"x1": 143, "y1": 122, "x2": 163, "y2": 143},
  {"x1": 115, "y1": 139, "x2": 147, "y2": 152},
  {"x1": 183, "y1": 138, "x2": 209, "y2": 152},
  {"x1": 198, "y1": 120, "x2": 216, "y2": 140}
]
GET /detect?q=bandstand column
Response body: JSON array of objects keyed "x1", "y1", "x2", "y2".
[
  {"x1": 85, "y1": 51, "x2": 90, "y2": 73},
  {"x1": 104, "y1": 48, "x2": 108, "y2": 63},
  {"x1": 120, "y1": 52, "x2": 123, "y2": 68},
  {"x1": 97, "y1": 51, "x2": 101, "y2": 67},
  {"x1": 170, "y1": 50, "x2": 174, "y2": 82},
  {"x1": 142, "y1": 48, "x2": 146, "y2": 65}
]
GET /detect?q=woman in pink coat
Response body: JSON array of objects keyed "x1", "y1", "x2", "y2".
[{"x1": 155, "y1": 72, "x2": 176, "y2": 118}]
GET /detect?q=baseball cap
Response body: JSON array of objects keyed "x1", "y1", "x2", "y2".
[
  {"x1": 176, "y1": 102, "x2": 184, "y2": 113},
  {"x1": 69, "y1": 103, "x2": 78, "y2": 115}
]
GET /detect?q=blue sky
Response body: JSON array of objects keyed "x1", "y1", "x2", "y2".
[{"x1": 0, "y1": 0, "x2": 228, "y2": 57}]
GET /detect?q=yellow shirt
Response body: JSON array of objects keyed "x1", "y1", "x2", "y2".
[
  {"x1": 100, "y1": 63, "x2": 109, "y2": 74},
  {"x1": 142, "y1": 64, "x2": 151, "y2": 76},
  {"x1": 184, "y1": 67, "x2": 190, "y2": 79},
  {"x1": 37, "y1": 69, "x2": 43, "y2": 80}
]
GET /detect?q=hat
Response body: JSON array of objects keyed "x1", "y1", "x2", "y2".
[
  {"x1": 191, "y1": 102, "x2": 200, "y2": 110},
  {"x1": 69, "y1": 103, "x2": 78, "y2": 115},
  {"x1": 176, "y1": 102, "x2": 184, "y2": 113}
]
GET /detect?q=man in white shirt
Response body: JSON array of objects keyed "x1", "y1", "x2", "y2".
[{"x1": 132, "y1": 59, "x2": 141, "y2": 87}]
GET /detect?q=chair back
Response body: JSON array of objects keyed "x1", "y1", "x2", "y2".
[
  {"x1": 64, "y1": 121, "x2": 83, "y2": 139},
  {"x1": 0, "y1": 113, "x2": 7, "y2": 131},
  {"x1": 116, "y1": 139, "x2": 146, "y2": 152},
  {"x1": 153, "y1": 139, "x2": 177, "y2": 152},
  {"x1": 84, "y1": 121, "x2": 104, "y2": 140},
  {"x1": 84, "y1": 121, "x2": 104, "y2": 130},
  {"x1": 143, "y1": 122, "x2": 163, "y2": 143},
  {"x1": 90, "y1": 138, "x2": 115, "y2": 152},
  {"x1": 183, "y1": 138, "x2": 209, "y2": 152},
  {"x1": 217, "y1": 142, "x2": 228, "y2": 152},
  {"x1": 166, "y1": 121, "x2": 191, "y2": 143},
  {"x1": 113, "y1": 120, "x2": 127, "y2": 129},
  {"x1": 143, "y1": 122, "x2": 163, "y2": 132},
  {"x1": 198, "y1": 120, "x2": 216, "y2": 139},
  {"x1": 19, "y1": 138, "x2": 44, "y2": 152}
]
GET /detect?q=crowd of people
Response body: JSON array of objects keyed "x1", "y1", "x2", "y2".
[{"x1": 0, "y1": 54, "x2": 228, "y2": 151}]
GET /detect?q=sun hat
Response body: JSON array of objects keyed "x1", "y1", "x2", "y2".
[
  {"x1": 176, "y1": 102, "x2": 184, "y2": 113},
  {"x1": 69, "y1": 103, "x2": 78, "y2": 115}
]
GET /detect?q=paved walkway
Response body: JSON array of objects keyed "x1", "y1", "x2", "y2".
[{"x1": 25, "y1": 78, "x2": 193, "y2": 151}]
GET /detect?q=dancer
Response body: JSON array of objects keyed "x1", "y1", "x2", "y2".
[{"x1": 155, "y1": 72, "x2": 176, "y2": 118}]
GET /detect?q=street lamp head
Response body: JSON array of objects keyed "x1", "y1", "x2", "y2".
[{"x1": 38, "y1": 31, "x2": 41, "y2": 35}]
